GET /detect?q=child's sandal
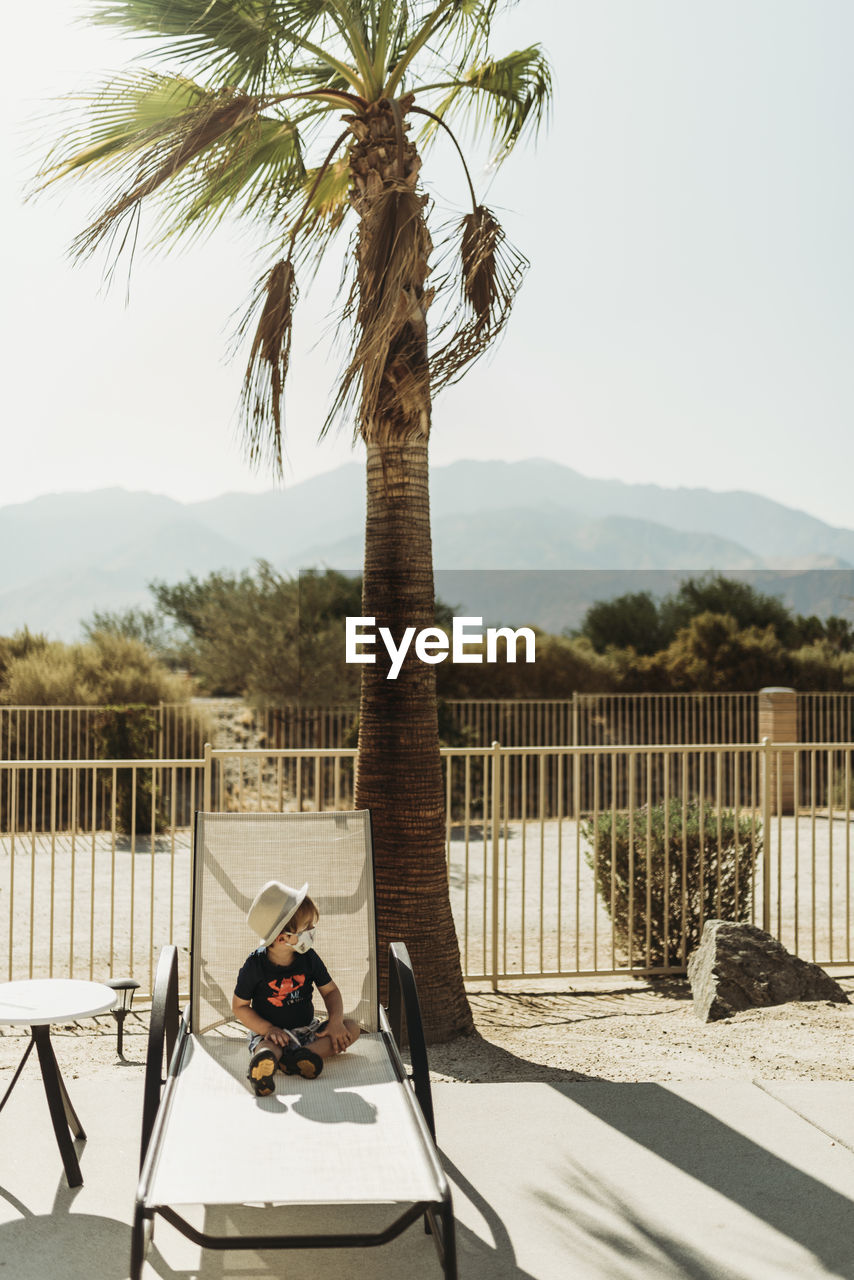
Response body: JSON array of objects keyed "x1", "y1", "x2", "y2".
[
  {"x1": 247, "y1": 1048, "x2": 278, "y2": 1096},
  {"x1": 280, "y1": 1047, "x2": 323, "y2": 1079}
]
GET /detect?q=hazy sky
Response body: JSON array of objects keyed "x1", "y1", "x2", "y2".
[{"x1": 3, "y1": 2, "x2": 853, "y2": 526}]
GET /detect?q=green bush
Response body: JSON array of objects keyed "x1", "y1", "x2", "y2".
[
  {"x1": 147, "y1": 563, "x2": 363, "y2": 704},
  {"x1": 582, "y1": 799, "x2": 759, "y2": 968}
]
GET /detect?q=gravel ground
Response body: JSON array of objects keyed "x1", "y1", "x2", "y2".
[
  {"x1": 428, "y1": 976, "x2": 854, "y2": 1083},
  {"x1": 2, "y1": 975, "x2": 851, "y2": 1086}
]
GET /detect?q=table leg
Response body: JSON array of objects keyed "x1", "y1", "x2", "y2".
[
  {"x1": 0, "y1": 1035, "x2": 35, "y2": 1115},
  {"x1": 33, "y1": 1026, "x2": 85, "y2": 1187},
  {"x1": 55, "y1": 1050, "x2": 86, "y2": 1138}
]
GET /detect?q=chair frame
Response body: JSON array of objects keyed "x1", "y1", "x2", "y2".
[{"x1": 130, "y1": 814, "x2": 457, "y2": 1279}]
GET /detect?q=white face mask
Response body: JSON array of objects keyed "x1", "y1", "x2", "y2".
[{"x1": 290, "y1": 927, "x2": 316, "y2": 954}]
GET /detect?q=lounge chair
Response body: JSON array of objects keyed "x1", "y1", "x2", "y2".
[{"x1": 131, "y1": 810, "x2": 456, "y2": 1278}]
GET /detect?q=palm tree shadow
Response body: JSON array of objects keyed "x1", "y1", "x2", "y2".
[
  {"x1": 560, "y1": 1081, "x2": 854, "y2": 1276},
  {"x1": 428, "y1": 1034, "x2": 854, "y2": 1276},
  {"x1": 537, "y1": 1164, "x2": 766, "y2": 1280}
]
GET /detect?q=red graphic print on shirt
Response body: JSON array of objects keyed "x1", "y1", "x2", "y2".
[{"x1": 267, "y1": 974, "x2": 306, "y2": 1007}]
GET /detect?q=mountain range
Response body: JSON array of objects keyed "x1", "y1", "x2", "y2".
[{"x1": 2, "y1": 459, "x2": 853, "y2": 639}]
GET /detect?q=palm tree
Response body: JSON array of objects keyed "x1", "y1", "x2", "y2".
[{"x1": 38, "y1": 1, "x2": 551, "y2": 1041}]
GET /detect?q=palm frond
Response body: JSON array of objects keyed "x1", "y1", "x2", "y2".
[
  {"x1": 429, "y1": 202, "x2": 527, "y2": 390},
  {"x1": 89, "y1": 0, "x2": 288, "y2": 92},
  {"x1": 459, "y1": 203, "x2": 519, "y2": 326},
  {"x1": 421, "y1": 45, "x2": 552, "y2": 161},
  {"x1": 233, "y1": 132, "x2": 352, "y2": 469},
  {"x1": 37, "y1": 72, "x2": 207, "y2": 184},
  {"x1": 155, "y1": 140, "x2": 278, "y2": 242},
  {"x1": 386, "y1": 0, "x2": 503, "y2": 95},
  {"x1": 288, "y1": 154, "x2": 351, "y2": 259},
  {"x1": 152, "y1": 112, "x2": 313, "y2": 243},
  {"x1": 286, "y1": 58, "x2": 362, "y2": 95},
  {"x1": 251, "y1": 129, "x2": 353, "y2": 272},
  {"x1": 238, "y1": 257, "x2": 297, "y2": 476},
  {"x1": 62, "y1": 82, "x2": 274, "y2": 260},
  {"x1": 38, "y1": 72, "x2": 332, "y2": 260},
  {"x1": 89, "y1": 0, "x2": 365, "y2": 92}
]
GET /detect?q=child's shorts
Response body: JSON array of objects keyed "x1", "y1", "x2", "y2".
[{"x1": 248, "y1": 1017, "x2": 327, "y2": 1055}]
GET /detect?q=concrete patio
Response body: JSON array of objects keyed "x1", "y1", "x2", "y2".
[{"x1": 1, "y1": 1063, "x2": 853, "y2": 1279}]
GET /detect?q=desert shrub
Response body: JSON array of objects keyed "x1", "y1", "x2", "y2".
[
  {"x1": 582, "y1": 798, "x2": 758, "y2": 968},
  {"x1": 0, "y1": 629, "x2": 50, "y2": 682},
  {"x1": 1, "y1": 640, "x2": 80, "y2": 705},
  {"x1": 84, "y1": 606, "x2": 184, "y2": 667},
  {"x1": 1, "y1": 631, "x2": 189, "y2": 706},
  {"x1": 789, "y1": 640, "x2": 848, "y2": 691},
  {"x1": 0, "y1": 633, "x2": 192, "y2": 829}
]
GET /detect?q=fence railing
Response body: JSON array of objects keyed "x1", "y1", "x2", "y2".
[
  {"x1": 213, "y1": 692, "x2": 854, "y2": 750},
  {"x1": 2, "y1": 742, "x2": 852, "y2": 996},
  {"x1": 0, "y1": 703, "x2": 211, "y2": 766},
  {"x1": 5, "y1": 693, "x2": 854, "y2": 764},
  {"x1": 204, "y1": 744, "x2": 357, "y2": 814}
]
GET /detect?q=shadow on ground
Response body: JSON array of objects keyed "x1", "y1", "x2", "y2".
[
  {"x1": 426, "y1": 1028, "x2": 603, "y2": 1083},
  {"x1": 559, "y1": 1082, "x2": 854, "y2": 1278},
  {"x1": 0, "y1": 1183, "x2": 182, "y2": 1280}
]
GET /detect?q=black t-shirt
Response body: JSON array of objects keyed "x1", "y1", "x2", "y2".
[{"x1": 234, "y1": 946, "x2": 332, "y2": 1030}]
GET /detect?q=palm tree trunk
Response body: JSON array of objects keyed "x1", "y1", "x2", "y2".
[
  {"x1": 355, "y1": 438, "x2": 472, "y2": 1042},
  {"x1": 349, "y1": 97, "x2": 472, "y2": 1042}
]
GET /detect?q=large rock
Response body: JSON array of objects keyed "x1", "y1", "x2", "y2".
[{"x1": 687, "y1": 919, "x2": 851, "y2": 1022}]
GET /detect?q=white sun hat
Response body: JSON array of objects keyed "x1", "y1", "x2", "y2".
[{"x1": 247, "y1": 880, "x2": 309, "y2": 946}]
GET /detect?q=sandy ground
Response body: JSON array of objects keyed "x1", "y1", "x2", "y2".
[{"x1": 2, "y1": 974, "x2": 851, "y2": 1088}]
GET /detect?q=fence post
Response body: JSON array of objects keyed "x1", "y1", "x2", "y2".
[
  {"x1": 758, "y1": 687, "x2": 796, "y2": 814},
  {"x1": 760, "y1": 736, "x2": 772, "y2": 933},
  {"x1": 490, "y1": 740, "x2": 501, "y2": 992},
  {"x1": 203, "y1": 742, "x2": 212, "y2": 812}
]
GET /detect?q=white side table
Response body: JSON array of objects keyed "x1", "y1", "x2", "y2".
[{"x1": 0, "y1": 979, "x2": 117, "y2": 1187}]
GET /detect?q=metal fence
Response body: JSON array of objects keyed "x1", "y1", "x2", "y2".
[
  {"x1": 445, "y1": 742, "x2": 853, "y2": 984},
  {"x1": 2, "y1": 742, "x2": 852, "y2": 996},
  {"x1": 204, "y1": 746, "x2": 357, "y2": 814},
  {"x1": 1, "y1": 758, "x2": 205, "y2": 997},
  {"x1": 6, "y1": 691, "x2": 854, "y2": 757},
  {"x1": 0, "y1": 703, "x2": 211, "y2": 764}
]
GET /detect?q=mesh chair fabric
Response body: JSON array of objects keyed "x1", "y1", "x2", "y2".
[
  {"x1": 191, "y1": 811, "x2": 378, "y2": 1034},
  {"x1": 147, "y1": 1033, "x2": 441, "y2": 1209}
]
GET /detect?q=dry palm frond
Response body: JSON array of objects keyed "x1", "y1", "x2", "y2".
[
  {"x1": 429, "y1": 202, "x2": 527, "y2": 391},
  {"x1": 70, "y1": 89, "x2": 261, "y2": 262},
  {"x1": 329, "y1": 181, "x2": 432, "y2": 438},
  {"x1": 460, "y1": 204, "x2": 507, "y2": 332},
  {"x1": 238, "y1": 258, "x2": 298, "y2": 476},
  {"x1": 235, "y1": 124, "x2": 353, "y2": 471}
]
